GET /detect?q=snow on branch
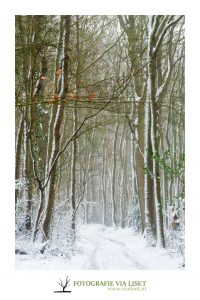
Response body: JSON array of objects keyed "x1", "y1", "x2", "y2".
[
  {"x1": 154, "y1": 16, "x2": 184, "y2": 54},
  {"x1": 156, "y1": 55, "x2": 171, "y2": 100}
]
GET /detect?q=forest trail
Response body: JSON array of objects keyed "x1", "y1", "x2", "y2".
[
  {"x1": 79, "y1": 225, "x2": 145, "y2": 269},
  {"x1": 16, "y1": 224, "x2": 181, "y2": 269}
]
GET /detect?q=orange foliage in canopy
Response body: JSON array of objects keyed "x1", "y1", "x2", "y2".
[{"x1": 88, "y1": 92, "x2": 96, "y2": 101}]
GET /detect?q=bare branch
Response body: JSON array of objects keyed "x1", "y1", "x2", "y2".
[
  {"x1": 71, "y1": 171, "x2": 86, "y2": 224},
  {"x1": 154, "y1": 15, "x2": 184, "y2": 54},
  {"x1": 125, "y1": 114, "x2": 144, "y2": 158},
  {"x1": 82, "y1": 32, "x2": 124, "y2": 74}
]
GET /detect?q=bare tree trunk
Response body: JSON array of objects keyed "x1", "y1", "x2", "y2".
[
  {"x1": 15, "y1": 115, "x2": 24, "y2": 204},
  {"x1": 131, "y1": 129, "x2": 139, "y2": 206},
  {"x1": 16, "y1": 16, "x2": 33, "y2": 229},
  {"x1": 144, "y1": 98, "x2": 156, "y2": 245},
  {"x1": 118, "y1": 15, "x2": 147, "y2": 233},
  {"x1": 23, "y1": 77, "x2": 33, "y2": 233},
  {"x1": 135, "y1": 103, "x2": 146, "y2": 232},
  {"x1": 124, "y1": 134, "x2": 130, "y2": 227},
  {"x1": 45, "y1": 16, "x2": 64, "y2": 176},
  {"x1": 102, "y1": 130, "x2": 108, "y2": 228},
  {"x1": 149, "y1": 15, "x2": 183, "y2": 247},
  {"x1": 121, "y1": 135, "x2": 129, "y2": 228},
  {"x1": 32, "y1": 188, "x2": 45, "y2": 241},
  {"x1": 111, "y1": 120, "x2": 119, "y2": 229},
  {"x1": 147, "y1": 15, "x2": 173, "y2": 248},
  {"x1": 41, "y1": 16, "x2": 71, "y2": 241},
  {"x1": 150, "y1": 100, "x2": 165, "y2": 247},
  {"x1": 119, "y1": 121, "x2": 125, "y2": 228},
  {"x1": 83, "y1": 128, "x2": 95, "y2": 224},
  {"x1": 71, "y1": 116, "x2": 77, "y2": 230},
  {"x1": 71, "y1": 16, "x2": 80, "y2": 231}
]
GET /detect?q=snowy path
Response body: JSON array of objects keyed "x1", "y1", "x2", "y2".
[
  {"x1": 15, "y1": 224, "x2": 182, "y2": 269},
  {"x1": 79, "y1": 229, "x2": 145, "y2": 269}
]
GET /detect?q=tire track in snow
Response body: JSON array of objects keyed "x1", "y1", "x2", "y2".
[
  {"x1": 79, "y1": 231, "x2": 145, "y2": 269},
  {"x1": 79, "y1": 235, "x2": 100, "y2": 269},
  {"x1": 96, "y1": 234, "x2": 146, "y2": 269}
]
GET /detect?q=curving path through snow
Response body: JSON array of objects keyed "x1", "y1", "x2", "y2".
[
  {"x1": 78, "y1": 228, "x2": 145, "y2": 269},
  {"x1": 15, "y1": 224, "x2": 181, "y2": 269}
]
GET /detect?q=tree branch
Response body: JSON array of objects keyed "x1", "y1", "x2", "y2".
[
  {"x1": 154, "y1": 15, "x2": 184, "y2": 54},
  {"x1": 81, "y1": 32, "x2": 124, "y2": 74}
]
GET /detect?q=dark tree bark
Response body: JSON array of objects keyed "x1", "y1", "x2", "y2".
[
  {"x1": 111, "y1": 120, "x2": 119, "y2": 229},
  {"x1": 15, "y1": 115, "x2": 24, "y2": 204},
  {"x1": 42, "y1": 16, "x2": 72, "y2": 241},
  {"x1": 71, "y1": 16, "x2": 80, "y2": 231}
]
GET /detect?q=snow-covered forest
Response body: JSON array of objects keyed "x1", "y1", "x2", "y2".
[{"x1": 15, "y1": 15, "x2": 185, "y2": 269}]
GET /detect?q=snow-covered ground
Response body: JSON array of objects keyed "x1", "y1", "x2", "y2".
[{"x1": 15, "y1": 224, "x2": 182, "y2": 269}]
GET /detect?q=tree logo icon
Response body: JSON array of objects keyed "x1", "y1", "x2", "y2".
[{"x1": 54, "y1": 275, "x2": 71, "y2": 293}]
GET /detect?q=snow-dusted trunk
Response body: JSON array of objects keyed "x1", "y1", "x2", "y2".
[
  {"x1": 41, "y1": 16, "x2": 71, "y2": 241},
  {"x1": 144, "y1": 97, "x2": 156, "y2": 245},
  {"x1": 84, "y1": 129, "x2": 95, "y2": 224},
  {"x1": 45, "y1": 16, "x2": 64, "y2": 176},
  {"x1": 147, "y1": 15, "x2": 183, "y2": 247},
  {"x1": 147, "y1": 16, "x2": 165, "y2": 247},
  {"x1": 119, "y1": 123, "x2": 129, "y2": 229},
  {"x1": 144, "y1": 17, "x2": 161, "y2": 246},
  {"x1": 23, "y1": 109, "x2": 33, "y2": 231},
  {"x1": 16, "y1": 16, "x2": 33, "y2": 227},
  {"x1": 70, "y1": 89, "x2": 77, "y2": 231},
  {"x1": 101, "y1": 131, "x2": 108, "y2": 227},
  {"x1": 118, "y1": 15, "x2": 147, "y2": 233},
  {"x1": 111, "y1": 121, "x2": 119, "y2": 229},
  {"x1": 15, "y1": 115, "x2": 24, "y2": 205},
  {"x1": 150, "y1": 101, "x2": 165, "y2": 247},
  {"x1": 42, "y1": 110, "x2": 65, "y2": 241},
  {"x1": 119, "y1": 121, "x2": 125, "y2": 228},
  {"x1": 32, "y1": 188, "x2": 45, "y2": 241},
  {"x1": 131, "y1": 130, "x2": 139, "y2": 207},
  {"x1": 135, "y1": 103, "x2": 146, "y2": 232},
  {"x1": 71, "y1": 16, "x2": 80, "y2": 231},
  {"x1": 23, "y1": 88, "x2": 33, "y2": 232},
  {"x1": 160, "y1": 135, "x2": 168, "y2": 229},
  {"x1": 122, "y1": 136, "x2": 129, "y2": 228}
]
